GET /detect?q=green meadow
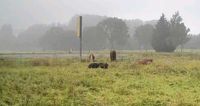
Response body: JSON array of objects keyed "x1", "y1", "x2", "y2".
[{"x1": 1, "y1": 52, "x2": 200, "y2": 106}]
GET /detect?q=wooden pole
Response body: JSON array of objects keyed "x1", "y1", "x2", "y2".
[
  {"x1": 76, "y1": 16, "x2": 83, "y2": 61},
  {"x1": 79, "y1": 16, "x2": 83, "y2": 61}
]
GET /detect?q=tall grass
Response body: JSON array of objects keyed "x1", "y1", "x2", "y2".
[{"x1": 1, "y1": 52, "x2": 200, "y2": 105}]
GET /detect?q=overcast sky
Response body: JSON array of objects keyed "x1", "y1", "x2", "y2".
[{"x1": 0, "y1": 0, "x2": 199, "y2": 34}]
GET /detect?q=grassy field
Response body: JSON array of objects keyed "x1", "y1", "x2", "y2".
[{"x1": 1, "y1": 52, "x2": 200, "y2": 106}]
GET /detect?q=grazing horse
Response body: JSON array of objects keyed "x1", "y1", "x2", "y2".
[
  {"x1": 99, "y1": 63, "x2": 109, "y2": 69},
  {"x1": 88, "y1": 53, "x2": 95, "y2": 62},
  {"x1": 137, "y1": 59, "x2": 153, "y2": 65},
  {"x1": 110, "y1": 50, "x2": 116, "y2": 61},
  {"x1": 88, "y1": 63, "x2": 99, "y2": 68},
  {"x1": 88, "y1": 62, "x2": 109, "y2": 69}
]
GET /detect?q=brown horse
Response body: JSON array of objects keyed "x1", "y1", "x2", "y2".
[
  {"x1": 137, "y1": 59, "x2": 153, "y2": 65},
  {"x1": 110, "y1": 50, "x2": 116, "y2": 61}
]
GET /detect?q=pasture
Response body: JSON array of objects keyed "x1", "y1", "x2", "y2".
[{"x1": 1, "y1": 52, "x2": 200, "y2": 106}]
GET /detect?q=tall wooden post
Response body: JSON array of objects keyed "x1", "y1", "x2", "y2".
[
  {"x1": 77, "y1": 16, "x2": 83, "y2": 61},
  {"x1": 79, "y1": 16, "x2": 82, "y2": 61}
]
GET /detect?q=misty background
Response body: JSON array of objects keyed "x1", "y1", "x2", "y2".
[{"x1": 0, "y1": 0, "x2": 199, "y2": 52}]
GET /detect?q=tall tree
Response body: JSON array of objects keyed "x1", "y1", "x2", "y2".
[
  {"x1": 39, "y1": 26, "x2": 78, "y2": 51},
  {"x1": 152, "y1": 13, "x2": 190, "y2": 52},
  {"x1": 0, "y1": 24, "x2": 16, "y2": 50},
  {"x1": 134, "y1": 24, "x2": 154, "y2": 50},
  {"x1": 17, "y1": 24, "x2": 50, "y2": 50},
  {"x1": 152, "y1": 14, "x2": 171, "y2": 52},
  {"x1": 97, "y1": 18, "x2": 129, "y2": 49},
  {"x1": 169, "y1": 12, "x2": 191, "y2": 52},
  {"x1": 83, "y1": 26, "x2": 107, "y2": 50}
]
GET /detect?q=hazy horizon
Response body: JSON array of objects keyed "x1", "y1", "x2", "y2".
[{"x1": 0, "y1": 0, "x2": 199, "y2": 34}]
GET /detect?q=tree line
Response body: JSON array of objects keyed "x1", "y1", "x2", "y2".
[
  {"x1": 135, "y1": 12, "x2": 191, "y2": 52},
  {"x1": 0, "y1": 13, "x2": 199, "y2": 52}
]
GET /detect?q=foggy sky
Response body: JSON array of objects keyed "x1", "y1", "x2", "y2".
[{"x1": 0, "y1": 0, "x2": 199, "y2": 34}]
